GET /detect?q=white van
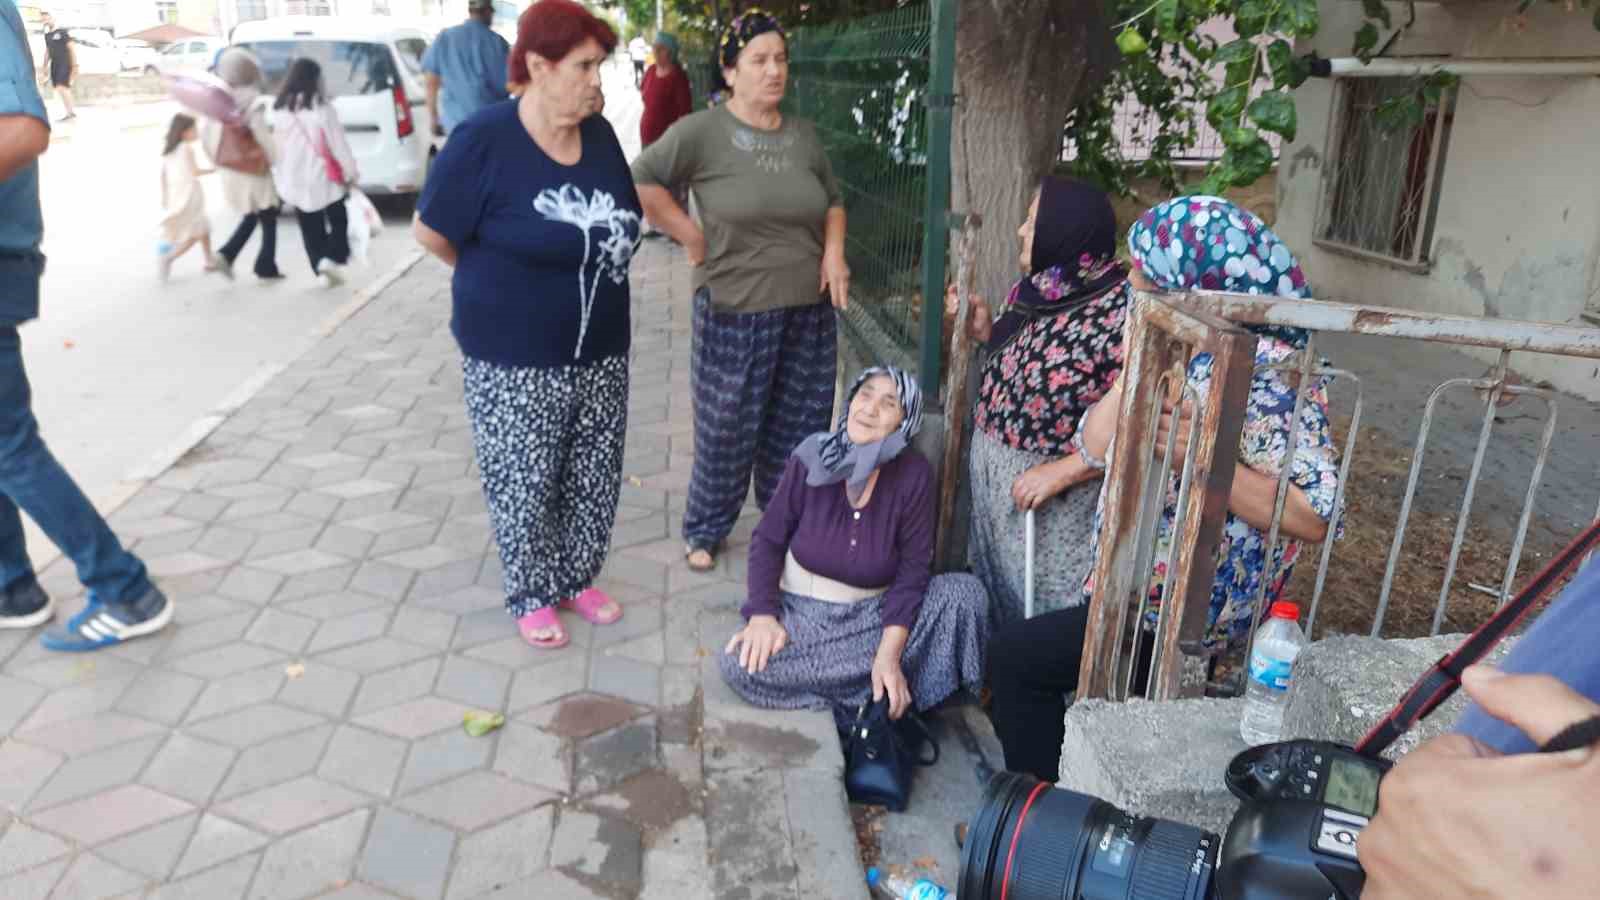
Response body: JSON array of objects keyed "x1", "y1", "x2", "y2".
[{"x1": 231, "y1": 17, "x2": 440, "y2": 199}]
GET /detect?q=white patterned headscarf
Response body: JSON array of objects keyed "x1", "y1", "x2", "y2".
[{"x1": 791, "y1": 366, "x2": 924, "y2": 504}]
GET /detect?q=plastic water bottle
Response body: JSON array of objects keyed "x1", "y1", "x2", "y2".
[
  {"x1": 1241, "y1": 601, "x2": 1307, "y2": 746},
  {"x1": 866, "y1": 867, "x2": 953, "y2": 899}
]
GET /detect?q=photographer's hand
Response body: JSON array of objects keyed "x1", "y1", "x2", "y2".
[{"x1": 1360, "y1": 666, "x2": 1600, "y2": 900}]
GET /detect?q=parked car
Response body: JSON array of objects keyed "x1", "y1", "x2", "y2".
[
  {"x1": 63, "y1": 27, "x2": 121, "y2": 76},
  {"x1": 231, "y1": 17, "x2": 441, "y2": 199},
  {"x1": 151, "y1": 36, "x2": 228, "y2": 79},
  {"x1": 115, "y1": 38, "x2": 159, "y2": 74}
]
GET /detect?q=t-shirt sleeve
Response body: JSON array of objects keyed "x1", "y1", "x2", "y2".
[
  {"x1": 0, "y1": 14, "x2": 47, "y2": 125},
  {"x1": 630, "y1": 113, "x2": 698, "y2": 190},
  {"x1": 420, "y1": 35, "x2": 441, "y2": 75},
  {"x1": 417, "y1": 120, "x2": 489, "y2": 246},
  {"x1": 743, "y1": 457, "x2": 810, "y2": 621},
  {"x1": 881, "y1": 458, "x2": 934, "y2": 629},
  {"x1": 807, "y1": 121, "x2": 843, "y2": 208}
]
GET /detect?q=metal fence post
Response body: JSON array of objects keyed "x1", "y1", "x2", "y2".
[{"x1": 919, "y1": 0, "x2": 956, "y2": 392}]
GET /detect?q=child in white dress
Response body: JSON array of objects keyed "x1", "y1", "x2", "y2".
[{"x1": 158, "y1": 113, "x2": 226, "y2": 282}]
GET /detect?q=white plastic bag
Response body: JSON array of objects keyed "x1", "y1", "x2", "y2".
[{"x1": 345, "y1": 188, "x2": 382, "y2": 266}]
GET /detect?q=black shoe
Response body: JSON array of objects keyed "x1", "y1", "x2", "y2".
[
  {"x1": 257, "y1": 271, "x2": 287, "y2": 281},
  {"x1": 41, "y1": 585, "x2": 173, "y2": 652},
  {"x1": 0, "y1": 578, "x2": 54, "y2": 629}
]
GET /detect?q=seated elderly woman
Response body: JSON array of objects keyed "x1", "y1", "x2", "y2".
[
  {"x1": 985, "y1": 197, "x2": 1343, "y2": 782},
  {"x1": 719, "y1": 367, "x2": 989, "y2": 721}
]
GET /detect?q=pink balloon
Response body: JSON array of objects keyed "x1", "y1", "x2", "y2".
[{"x1": 165, "y1": 73, "x2": 244, "y2": 126}]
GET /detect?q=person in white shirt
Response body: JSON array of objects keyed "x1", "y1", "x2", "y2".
[
  {"x1": 267, "y1": 57, "x2": 359, "y2": 286},
  {"x1": 628, "y1": 35, "x2": 648, "y2": 87}
]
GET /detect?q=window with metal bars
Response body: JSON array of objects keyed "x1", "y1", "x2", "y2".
[
  {"x1": 1316, "y1": 77, "x2": 1456, "y2": 270},
  {"x1": 236, "y1": 0, "x2": 268, "y2": 23}
]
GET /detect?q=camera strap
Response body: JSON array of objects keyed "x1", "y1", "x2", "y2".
[{"x1": 1354, "y1": 517, "x2": 1600, "y2": 759}]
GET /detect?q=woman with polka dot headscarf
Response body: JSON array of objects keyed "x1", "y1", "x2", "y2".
[{"x1": 985, "y1": 197, "x2": 1343, "y2": 782}]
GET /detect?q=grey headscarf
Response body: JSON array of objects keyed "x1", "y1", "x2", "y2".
[{"x1": 791, "y1": 366, "x2": 924, "y2": 504}]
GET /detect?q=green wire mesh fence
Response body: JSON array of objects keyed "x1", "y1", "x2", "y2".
[{"x1": 785, "y1": 1, "x2": 952, "y2": 382}]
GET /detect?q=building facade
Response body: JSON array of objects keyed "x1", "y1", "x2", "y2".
[{"x1": 1275, "y1": 1, "x2": 1600, "y2": 399}]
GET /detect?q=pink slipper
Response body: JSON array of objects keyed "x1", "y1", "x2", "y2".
[
  {"x1": 560, "y1": 588, "x2": 623, "y2": 626},
  {"x1": 518, "y1": 606, "x2": 569, "y2": 649}
]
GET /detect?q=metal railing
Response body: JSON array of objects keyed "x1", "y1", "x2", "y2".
[{"x1": 1079, "y1": 289, "x2": 1600, "y2": 702}]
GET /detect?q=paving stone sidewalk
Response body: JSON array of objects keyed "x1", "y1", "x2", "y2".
[{"x1": 4, "y1": 242, "x2": 867, "y2": 899}]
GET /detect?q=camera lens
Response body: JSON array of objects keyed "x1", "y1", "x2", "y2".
[{"x1": 960, "y1": 772, "x2": 1219, "y2": 900}]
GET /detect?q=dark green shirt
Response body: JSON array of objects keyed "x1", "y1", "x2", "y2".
[{"x1": 631, "y1": 105, "x2": 842, "y2": 314}]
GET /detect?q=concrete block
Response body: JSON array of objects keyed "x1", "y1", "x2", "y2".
[
  {"x1": 1057, "y1": 697, "x2": 1247, "y2": 835},
  {"x1": 1282, "y1": 633, "x2": 1515, "y2": 759}
]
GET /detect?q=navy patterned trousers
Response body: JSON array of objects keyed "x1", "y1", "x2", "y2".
[
  {"x1": 462, "y1": 354, "x2": 628, "y2": 617},
  {"x1": 683, "y1": 289, "x2": 837, "y2": 550}
]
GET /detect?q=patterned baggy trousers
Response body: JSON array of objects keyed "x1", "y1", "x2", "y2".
[
  {"x1": 462, "y1": 354, "x2": 628, "y2": 617},
  {"x1": 682, "y1": 289, "x2": 837, "y2": 550}
]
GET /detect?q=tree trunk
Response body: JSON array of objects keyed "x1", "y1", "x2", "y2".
[{"x1": 953, "y1": 1, "x2": 1117, "y2": 303}]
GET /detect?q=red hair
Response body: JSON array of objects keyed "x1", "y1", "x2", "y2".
[{"x1": 509, "y1": 0, "x2": 618, "y2": 85}]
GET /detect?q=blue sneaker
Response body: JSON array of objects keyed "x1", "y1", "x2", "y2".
[{"x1": 40, "y1": 586, "x2": 173, "y2": 652}]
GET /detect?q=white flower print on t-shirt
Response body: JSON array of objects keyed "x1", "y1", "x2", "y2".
[{"x1": 534, "y1": 185, "x2": 642, "y2": 358}]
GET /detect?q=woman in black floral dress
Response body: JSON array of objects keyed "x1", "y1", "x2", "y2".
[{"x1": 946, "y1": 177, "x2": 1130, "y2": 625}]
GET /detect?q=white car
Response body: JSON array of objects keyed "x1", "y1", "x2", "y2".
[
  {"x1": 115, "y1": 38, "x2": 159, "y2": 74},
  {"x1": 151, "y1": 36, "x2": 228, "y2": 79},
  {"x1": 231, "y1": 17, "x2": 440, "y2": 199},
  {"x1": 63, "y1": 28, "x2": 121, "y2": 76}
]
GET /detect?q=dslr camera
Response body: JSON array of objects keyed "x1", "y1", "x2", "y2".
[{"x1": 959, "y1": 738, "x2": 1391, "y2": 900}]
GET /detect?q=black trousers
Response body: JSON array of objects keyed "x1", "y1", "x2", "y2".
[
  {"x1": 295, "y1": 198, "x2": 349, "y2": 275},
  {"x1": 987, "y1": 605, "x2": 1154, "y2": 782},
  {"x1": 219, "y1": 207, "x2": 281, "y2": 278}
]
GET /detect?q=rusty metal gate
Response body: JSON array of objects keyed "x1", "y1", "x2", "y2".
[{"x1": 1080, "y1": 290, "x2": 1600, "y2": 702}]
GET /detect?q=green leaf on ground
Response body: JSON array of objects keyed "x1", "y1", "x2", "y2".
[{"x1": 463, "y1": 710, "x2": 506, "y2": 737}]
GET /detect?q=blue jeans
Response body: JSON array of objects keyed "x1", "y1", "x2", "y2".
[{"x1": 0, "y1": 325, "x2": 150, "y2": 603}]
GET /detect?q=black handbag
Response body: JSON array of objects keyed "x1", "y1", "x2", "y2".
[{"x1": 842, "y1": 697, "x2": 939, "y2": 812}]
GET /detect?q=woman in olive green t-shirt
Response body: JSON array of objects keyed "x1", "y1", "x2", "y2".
[{"x1": 632, "y1": 10, "x2": 850, "y2": 572}]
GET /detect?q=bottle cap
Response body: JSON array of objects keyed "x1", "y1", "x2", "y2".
[{"x1": 1269, "y1": 601, "x2": 1300, "y2": 620}]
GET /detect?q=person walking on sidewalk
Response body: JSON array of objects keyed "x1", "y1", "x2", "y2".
[
  {"x1": 628, "y1": 35, "x2": 648, "y2": 87},
  {"x1": 632, "y1": 9, "x2": 850, "y2": 574},
  {"x1": 157, "y1": 113, "x2": 225, "y2": 282},
  {"x1": 37, "y1": 12, "x2": 76, "y2": 121},
  {"x1": 413, "y1": 0, "x2": 641, "y2": 649},
  {"x1": 0, "y1": 0, "x2": 173, "y2": 651},
  {"x1": 421, "y1": 0, "x2": 510, "y2": 138},
  {"x1": 203, "y1": 48, "x2": 284, "y2": 281},
  {"x1": 269, "y1": 58, "x2": 359, "y2": 286}
]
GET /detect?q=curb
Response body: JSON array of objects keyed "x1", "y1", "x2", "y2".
[{"x1": 37, "y1": 248, "x2": 427, "y2": 575}]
